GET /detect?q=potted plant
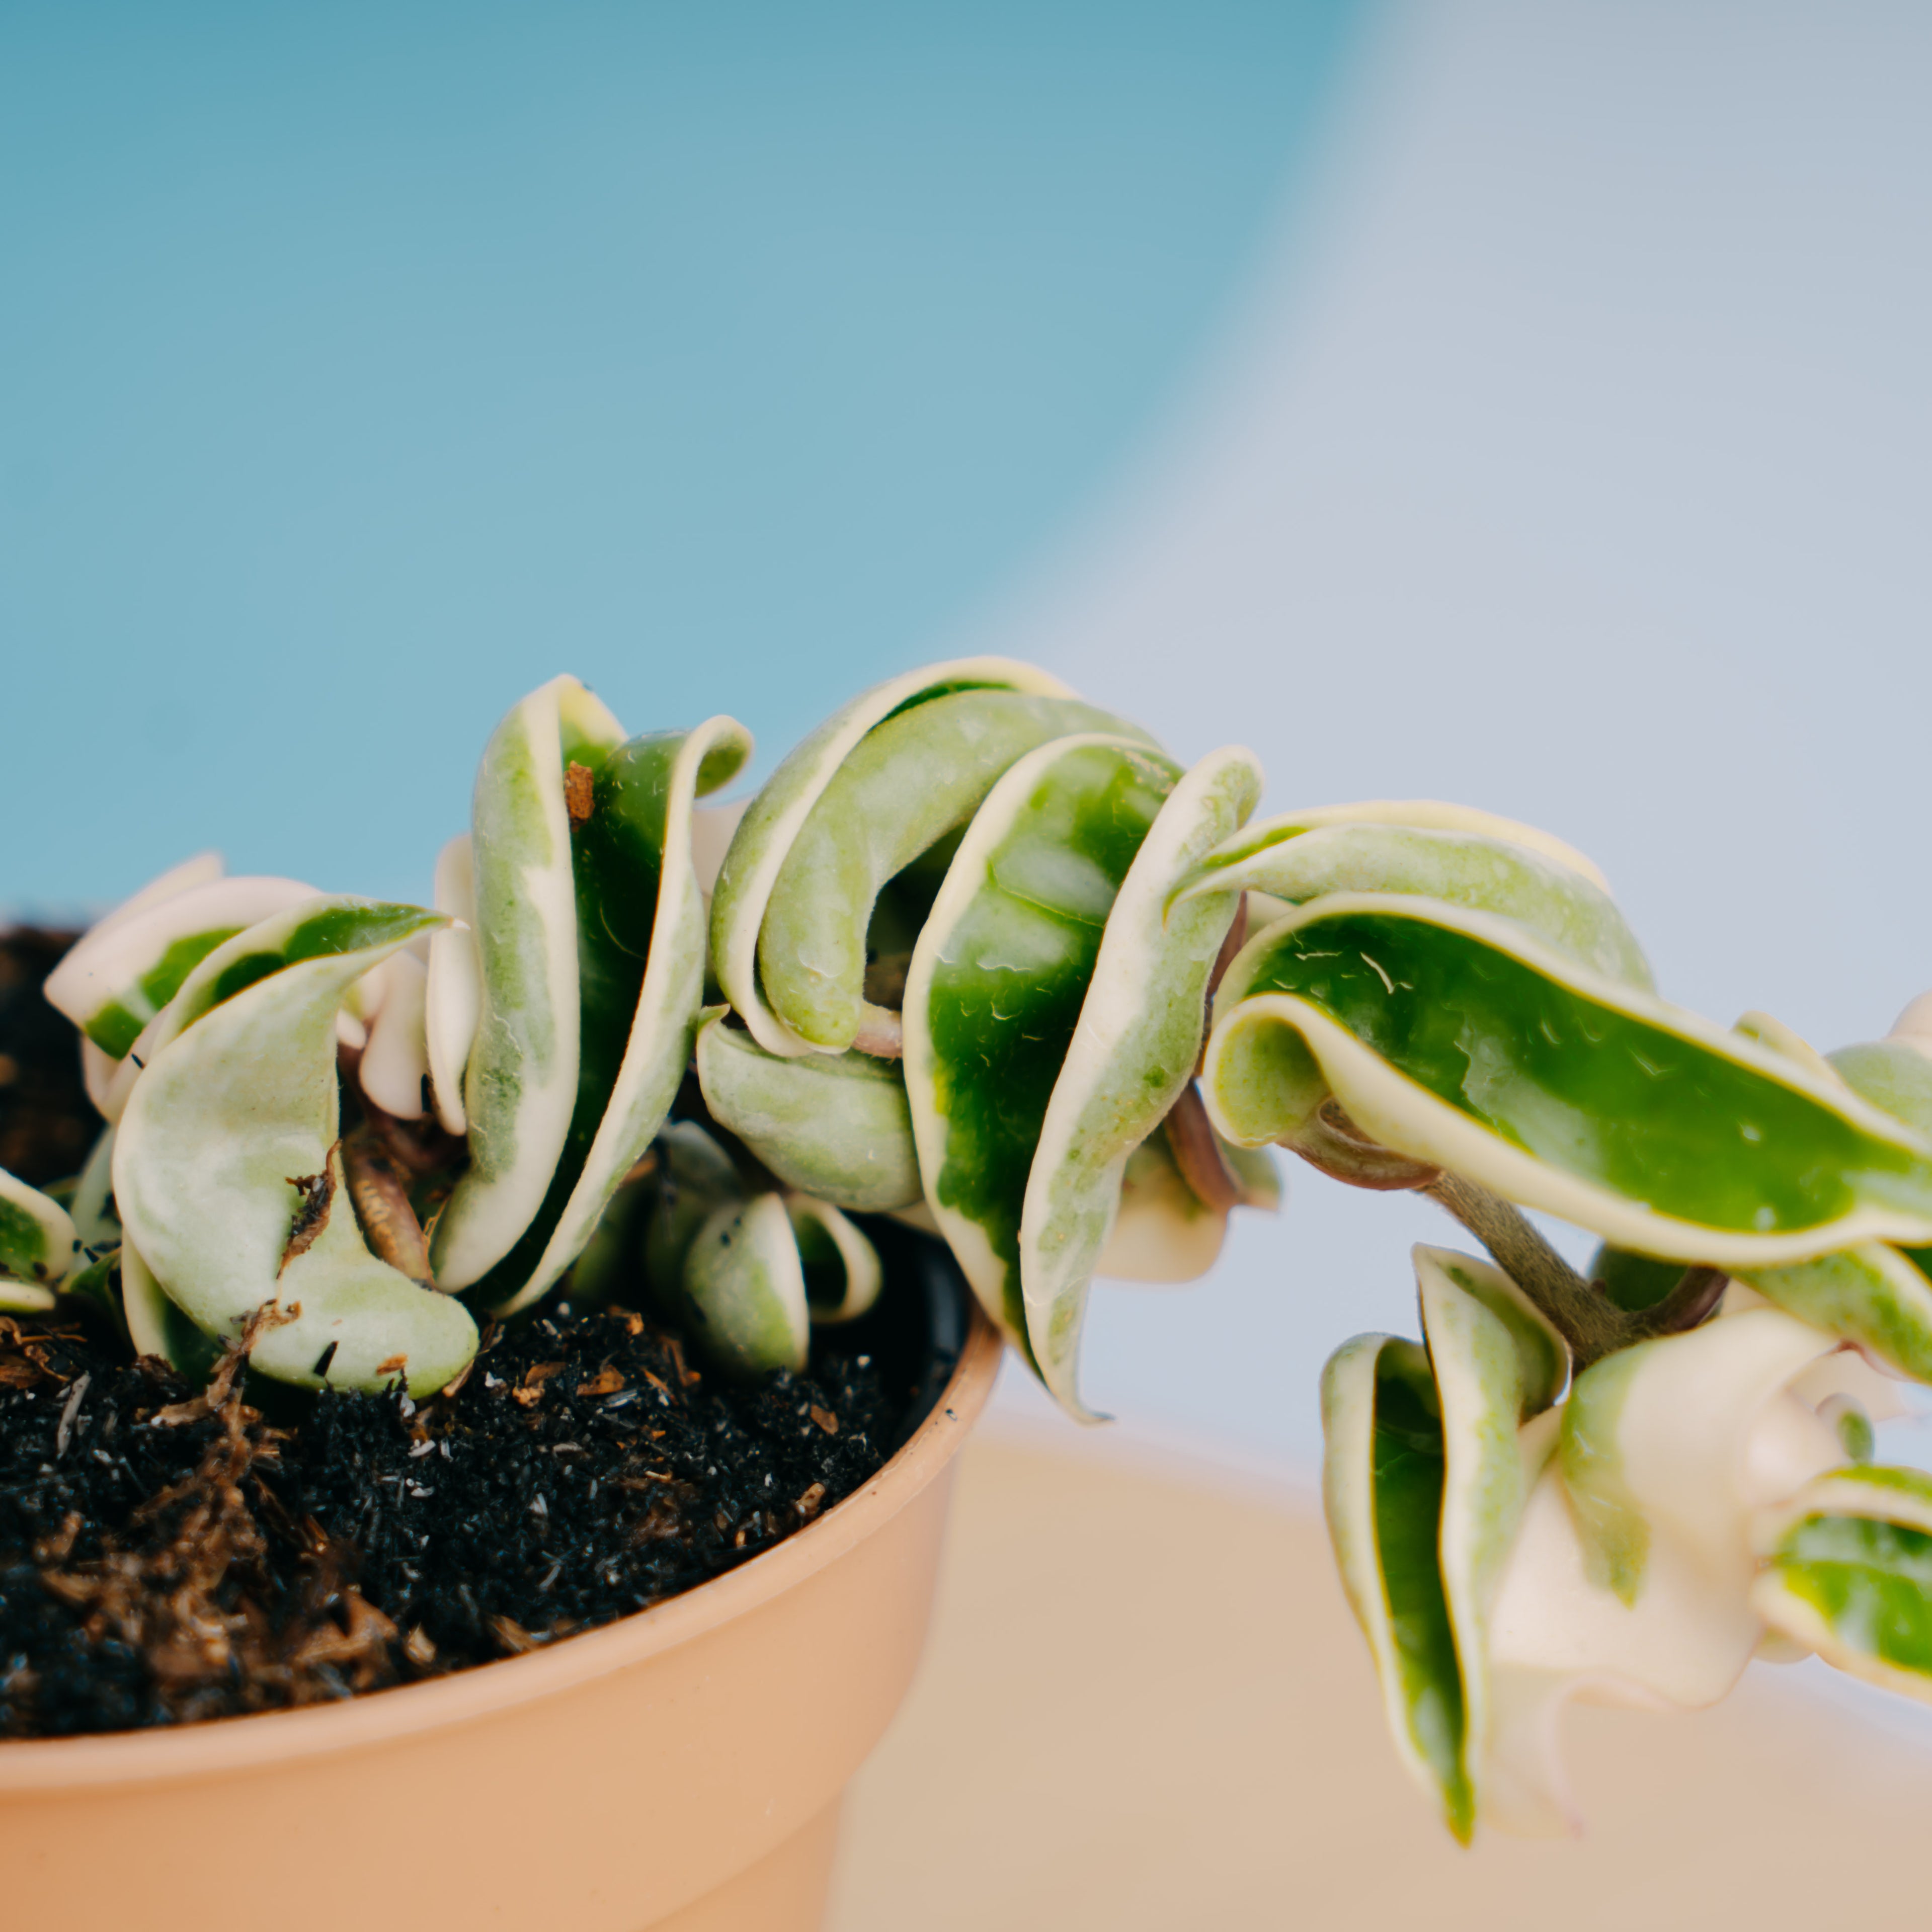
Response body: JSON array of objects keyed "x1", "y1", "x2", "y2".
[{"x1": 6, "y1": 656, "x2": 1932, "y2": 1926}]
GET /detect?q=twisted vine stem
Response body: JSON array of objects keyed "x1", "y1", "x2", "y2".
[{"x1": 1294, "y1": 1100, "x2": 1726, "y2": 1371}]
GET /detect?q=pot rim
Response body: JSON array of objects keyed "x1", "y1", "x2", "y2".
[{"x1": 0, "y1": 1304, "x2": 1004, "y2": 1791}]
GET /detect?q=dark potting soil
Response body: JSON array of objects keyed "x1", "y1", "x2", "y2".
[
  {"x1": 0, "y1": 928, "x2": 95, "y2": 1189},
  {"x1": 0, "y1": 1232, "x2": 959, "y2": 1740}
]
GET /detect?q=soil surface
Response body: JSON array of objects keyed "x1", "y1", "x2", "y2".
[
  {"x1": 0, "y1": 1297, "x2": 918, "y2": 1738},
  {"x1": 0, "y1": 922, "x2": 960, "y2": 1740}
]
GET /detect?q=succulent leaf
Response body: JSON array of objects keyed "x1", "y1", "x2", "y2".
[
  {"x1": 1738, "y1": 1243, "x2": 1932, "y2": 1386},
  {"x1": 45, "y1": 873, "x2": 319, "y2": 1059},
  {"x1": 113, "y1": 898, "x2": 477, "y2": 1395},
  {"x1": 120, "y1": 1238, "x2": 223, "y2": 1378},
  {"x1": 756, "y1": 688, "x2": 1153, "y2": 1053},
  {"x1": 695, "y1": 1011, "x2": 922, "y2": 1211},
  {"x1": 681, "y1": 1192, "x2": 811, "y2": 1377},
  {"x1": 359, "y1": 949, "x2": 431, "y2": 1119},
  {"x1": 1176, "y1": 813, "x2": 1651, "y2": 989},
  {"x1": 430, "y1": 677, "x2": 622, "y2": 1291},
  {"x1": 643, "y1": 1121, "x2": 749, "y2": 1307},
  {"x1": 1092, "y1": 1125, "x2": 1273, "y2": 1283},
  {"x1": 1204, "y1": 895, "x2": 1932, "y2": 1265},
  {"x1": 424, "y1": 833, "x2": 481, "y2": 1135},
  {"x1": 1322, "y1": 1250, "x2": 1559, "y2": 1842},
  {"x1": 710, "y1": 657, "x2": 1078, "y2": 1059},
  {"x1": 1323, "y1": 1335, "x2": 1474, "y2": 1840},
  {"x1": 1019, "y1": 745, "x2": 1264, "y2": 1414},
  {"x1": 1828, "y1": 1038, "x2": 1932, "y2": 1140},
  {"x1": 786, "y1": 1195, "x2": 883, "y2": 1322},
  {"x1": 903, "y1": 735, "x2": 1180, "y2": 1360},
  {"x1": 465, "y1": 714, "x2": 753, "y2": 1315},
  {"x1": 0, "y1": 1166, "x2": 78, "y2": 1292},
  {"x1": 1752, "y1": 1465, "x2": 1932, "y2": 1702}
]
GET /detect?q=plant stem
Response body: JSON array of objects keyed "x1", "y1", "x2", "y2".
[
  {"x1": 1421, "y1": 1174, "x2": 1727, "y2": 1369},
  {"x1": 1422, "y1": 1173, "x2": 1629, "y2": 1367}
]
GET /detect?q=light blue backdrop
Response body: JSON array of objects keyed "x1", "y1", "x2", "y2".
[{"x1": 2, "y1": 0, "x2": 1365, "y2": 907}]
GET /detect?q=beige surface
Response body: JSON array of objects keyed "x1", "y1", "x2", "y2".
[{"x1": 830, "y1": 1432, "x2": 1932, "y2": 1930}]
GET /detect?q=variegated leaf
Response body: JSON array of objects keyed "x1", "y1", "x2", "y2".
[
  {"x1": 113, "y1": 898, "x2": 477, "y2": 1395},
  {"x1": 1752, "y1": 1465, "x2": 1932, "y2": 1703},
  {"x1": 695, "y1": 1011, "x2": 922, "y2": 1212},
  {"x1": 710, "y1": 657, "x2": 1077, "y2": 1059},
  {"x1": 1204, "y1": 895, "x2": 1932, "y2": 1266},
  {"x1": 1019, "y1": 745, "x2": 1263, "y2": 1414},
  {"x1": 1, "y1": 1165, "x2": 78, "y2": 1293},
  {"x1": 45, "y1": 872, "x2": 318, "y2": 1059},
  {"x1": 467, "y1": 714, "x2": 753, "y2": 1315},
  {"x1": 903, "y1": 735, "x2": 1180, "y2": 1360},
  {"x1": 681, "y1": 1192, "x2": 811, "y2": 1377},
  {"x1": 787, "y1": 1195, "x2": 882, "y2": 1323},
  {"x1": 756, "y1": 687, "x2": 1153, "y2": 1053},
  {"x1": 1175, "y1": 810, "x2": 1650, "y2": 989}
]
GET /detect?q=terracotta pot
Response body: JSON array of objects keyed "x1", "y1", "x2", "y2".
[{"x1": 0, "y1": 1284, "x2": 1002, "y2": 1931}]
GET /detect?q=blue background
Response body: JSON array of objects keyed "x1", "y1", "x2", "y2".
[{"x1": 2, "y1": 0, "x2": 1364, "y2": 907}]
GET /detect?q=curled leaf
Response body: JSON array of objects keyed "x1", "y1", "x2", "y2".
[
  {"x1": 1175, "y1": 811, "x2": 1650, "y2": 988},
  {"x1": 1, "y1": 1166, "x2": 78, "y2": 1292},
  {"x1": 1204, "y1": 895, "x2": 1932, "y2": 1265},
  {"x1": 45, "y1": 873, "x2": 318, "y2": 1059},
  {"x1": 431, "y1": 677, "x2": 622, "y2": 1291},
  {"x1": 681, "y1": 1193, "x2": 810, "y2": 1378},
  {"x1": 1752, "y1": 1465, "x2": 1932, "y2": 1703},
  {"x1": 464, "y1": 713, "x2": 753, "y2": 1315},
  {"x1": 424, "y1": 833, "x2": 481, "y2": 1136},
  {"x1": 1019, "y1": 745, "x2": 1264, "y2": 1414},
  {"x1": 695, "y1": 1011, "x2": 921, "y2": 1211},
  {"x1": 710, "y1": 656, "x2": 1079, "y2": 1059},
  {"x1": 787, "y1": 1196, "x2": 882, "y2": 1323},
  {"x1": 756, "y1": 687, "x2": 1152, "y2": 1053},
  {"x1": 113, "y1": 897, "x2": 477, "y2": 1395},
  {"x1": 903, "y1": 734, "x2": 1180, "y2": 1361}
]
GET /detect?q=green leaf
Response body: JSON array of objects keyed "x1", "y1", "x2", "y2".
[
  {"x1": 757, "y1": 688, "x2": 1153, "y2": 1052},
  {"x1": 0, "y1": 1166, "x2": 78, "y2": 1290},
  {"x1": 681, "y1": 1192, "x2": 810, "y2": 1378},
  {"x1": 44, "y1": 873, "x2": 319, "y2": 1058},
  {"x1": 59, "y1": 1246, "x2": 128, "y2": 1342},
  {"x1": 1829, "y1": 1039, "x2": 1932, "y2": 1140},
  {"x1": 432, "y1": 677, "x2": 622, "y2": 1292},
  {"x1": 695, "y1": 1011, "x2": 922, "y2": 1211},
  {"x1": 1322, "y1": 1334, "x2": 1474, "y2": 1841},
  {"x1": 787, "y1": 1196, "x2": 882, "y2": 1322},
  {"x1": 1739, "y1": 1243, "x2": 1932, "y2": 1385},
  {"x1": 1423, "y1": 1247, "x2": 1566, "y2": 1420},
  {"x1": 643, "y1": 1121, "x2": 749, "y2": 1310},
  {"x1": 710, "y1": 657, "x2": 1078, "y2": 1059},
  {"x1": 113, "y1": 897, "x2": 478, "y2": 1396},
  {"x1": 903, "y1": 734, "x2": 1180, "y2": 1361},
  {"x1": 68, "y1": 1125, "x2": 119, "y2": 1255},
  {"x1": 1019, "y1": 745, "x2": 1263, "y2": 1415},
  {"x1": 1321, "y1": 1250, "x2": 1556, "y2": 1843},
  {"x1": 466, "y1": 714, "x2": 753, "y2": 1315},
  {"x1": 121, "y1": 1238, "x2": 223, "y2": 1378},
  {"x1": 1175, "y1": 812, "x2": 1651, "y2": 989},
  {"x1": 1587, "y1": 1244, "x2": 1690, "y2": 1313},
  {"x1": 1754, "y1": 1467, "x2": 1932, "y2": 1700},
  {"x1": 1204, "y1": 895, "x2": 1932, "y2": 1265}
]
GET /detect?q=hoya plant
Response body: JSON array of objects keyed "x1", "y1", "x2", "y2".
[{"x1": 4, "y1": 656, "x2": 1932, "y2": 1845}]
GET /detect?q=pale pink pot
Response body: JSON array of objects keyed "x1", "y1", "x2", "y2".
[{"x1": 0, "y1": 1305, "x2": 1003, "y2": 1931}]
